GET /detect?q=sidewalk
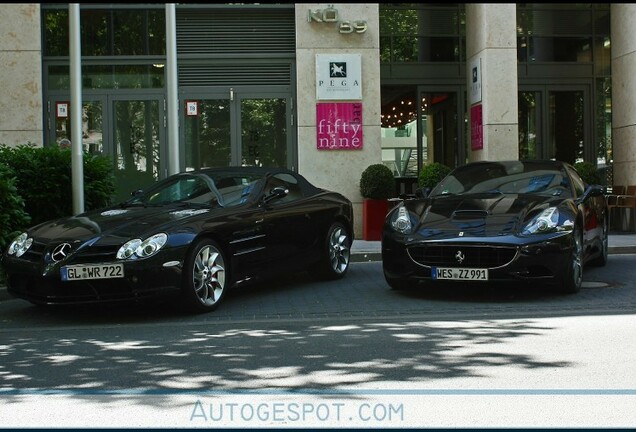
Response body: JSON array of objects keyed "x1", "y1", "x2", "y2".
[{"x1": 2, "y1": 233, "x2": 636, "y2": 302}]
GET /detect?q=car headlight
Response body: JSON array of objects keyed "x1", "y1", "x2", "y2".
[
  {"x1": 522, "y1": 207, "x2": 573, "y2": 235},
  {"x1": 116, "y1": 233, "x2": 167, "y2": 259},
  {"x1": 389, "y1": 205, "x2": 417, "y2": 234},
  {"x1": 7, "y1": 232, "x2": 33, "y2": 257}
]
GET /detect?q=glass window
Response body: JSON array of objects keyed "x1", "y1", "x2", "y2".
[
  {"x1": 43, "y1": 8, "x2": 165, "y2": 57},
  {"x1": 516, "y1": 4, "x2": 597, "y2": 64},
  {"x1": 528, "y1": 37, "x2": 592, "y2": 62},
  {"x1": 48, "y1": 65, "x2": 165, "y2": 91},
  {"x1": 379, "y1": 4, "x2": 465, "y2": 63}
]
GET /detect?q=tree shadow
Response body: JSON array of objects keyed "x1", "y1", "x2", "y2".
[{"x1": 1, "y1": 258, "x2": 634, "y2": 418}]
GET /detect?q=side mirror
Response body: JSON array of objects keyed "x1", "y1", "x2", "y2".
[
  {"x1": 578, "y1": 184, "x2": 604, "y2": 203},
  {"x1": 261, "y1": 186, "x2": 289, "y2": 206},
  {"x1": 131, "y1": 189, "x2": 144, "y2": 197}
]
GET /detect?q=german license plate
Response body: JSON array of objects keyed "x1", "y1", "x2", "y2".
[
  {"x1": 61, "y1": 263, "x2": 124, "y2": 281},
  {"x1": 432, "y1": 267, "x2": 488, "y2": 281}
]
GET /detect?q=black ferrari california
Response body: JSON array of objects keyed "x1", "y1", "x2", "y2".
[
  {"x1": 2, "y1": 167, "x2": 353, "y2": 312},
  {"x1": 382, "y1": 160, "x2": 608, "y2": 294}
]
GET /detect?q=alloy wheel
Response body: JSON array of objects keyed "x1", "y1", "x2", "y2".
[
  {"x1": 192, "y1": 244, "x2": 226, "y2": 306},
  {"x1": 329, "y1": 225, "x2": 350, "y2": 274}
]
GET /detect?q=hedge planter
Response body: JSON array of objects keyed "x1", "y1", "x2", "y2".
[{"x1": 362, "y1": 198, "x2": 389, "y2": 241}]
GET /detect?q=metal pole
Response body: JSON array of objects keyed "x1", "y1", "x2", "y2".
[
  {"x1": 69, "y1": 3, "x2": 84, "y2": 214},
  {"x1": 166, "y1": 3, "x2": 180, "y2": 175}
]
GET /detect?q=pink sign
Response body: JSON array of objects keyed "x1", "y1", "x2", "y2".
[
  {"x1": 471, "y1": 104, "x2": 483, "y2": 151},
  {"x1": 316, "y1": 102, "x2": 363, "y2": 150}
]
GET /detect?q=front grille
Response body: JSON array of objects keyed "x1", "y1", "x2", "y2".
[
  {"x1": 18, "y1": 242, "x2": 120, "y2": 265},
  {"x1": 407, "y1": 244, "x2": 518, "y2": 268},
  {"x1": 69, "y1": 245, "x2": 120, "y2": 264}
]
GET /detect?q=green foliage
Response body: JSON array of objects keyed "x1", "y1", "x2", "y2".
[
  {"x1": 573, "y1": 161, "x2": 603, "y2": 185},
  {"x1": 84, "y1": 152, "x2": 116, "y2": 210},
  {"x1": 360, "y1": 164, "x2": 395, "y2": 200},
  {"x1": 418, "y1": 162, "x2": 452, "y2": 188},
  {"x1": 0, "y1": 144, "x2": 115, "y2": 226},
  {"x1": 0, "y1": 163, "x2": 31, "y2": 253}
]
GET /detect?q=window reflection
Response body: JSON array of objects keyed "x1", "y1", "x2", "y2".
[
  {"x1": 379, "y1": 4, "x2": 465, "y2": 63},
  {"x1": 43, "y1": 8, "x2": 165, "y2": 57},
  {"x1": 381, "y1": 86, "x2": 418, "y2": 177}
]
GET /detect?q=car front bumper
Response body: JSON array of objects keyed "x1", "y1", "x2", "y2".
[
  {"x1": 382, "y1": 231, "x2": 575, "y2": 286},
  {"x1": 3, "y1": 252, "x2": 186, "y2": 305}
]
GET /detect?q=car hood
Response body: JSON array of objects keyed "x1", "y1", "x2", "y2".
[
  {"x1": 27, "y1": 204, "x2": 219, "y2": 244},
  {"x1": 405, "y1": 192, "x2": 569, "y2": 238}
]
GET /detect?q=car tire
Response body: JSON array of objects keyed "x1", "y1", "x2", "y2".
[
  {"x1": 182, "y1": 238, "x2": 229, "y2": 313},
  {"x1": 558, "y1": 227, "x2": 583, "y2": 294},
  {"x1": 314, "y1": 222, "x2": 351, "y2": 280},
  {"x1": 589, "y1": 213, "x2": 609, "y2": 267}
]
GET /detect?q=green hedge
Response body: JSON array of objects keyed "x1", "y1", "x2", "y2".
[
  {"x1": 0, "y1": 144, "x2": 115, "y2": 227},
  {"x1": 0, "y1": 163, "x2": 31, "y2": 252}
]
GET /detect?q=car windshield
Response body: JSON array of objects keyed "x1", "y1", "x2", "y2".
[
  {"x1": 124, "y1": 172, "x2": 264, "y2": 208},
  {"x1": 429, "y1": 161, "x2": 573, "y2": 198}
]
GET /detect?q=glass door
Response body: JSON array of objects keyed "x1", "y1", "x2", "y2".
[
  {"x1": 518, "y1": 91, "x2": 542, "y2": 160},
  {"x1": 418, "y1": 88, "x2": 464, "y2": 168},
  {"x1": 48, "y1": 95, "x2": 166, "y2": 204},
  {"x1": 238, "y1": 95, "x2": 289, "y2": 168},
  {"x1": 184, "y1": 97, "x2": 232, "y2": 170},
  {"x1": 111, "y1": 97, "x2": 164, "y2": 203},
  {"x1": 519, "y1": 85, "x2": 590, "y2": 164},
  {"x1": 182, "y1": 90, "x2": 294, "y2": 171},
  {"x1": 549, "y1": 90, "x2": 585, "y2": 164},
  {"x1": 48, "y1": 96, "x2": 105, "y2": 155}
]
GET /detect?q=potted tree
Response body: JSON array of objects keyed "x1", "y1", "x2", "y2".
[
  {"x1": 417, "y1": 162, "x2": 452, "y2": 196},
  {"x1": 359, "y1": 163, "x2": 395, "y2": 240},
  {"x1": 573, "y1": 161, "x2": 604, "y2": 186}
]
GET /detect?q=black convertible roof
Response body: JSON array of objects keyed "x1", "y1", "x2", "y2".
[{"x1": 192, "y1": 166, "x2": 323, "y2": 196}]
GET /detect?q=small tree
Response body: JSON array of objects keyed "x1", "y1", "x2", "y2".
[
  {"x1": 359, "y1": 163, "x2": 395, "y2": 200},
  {"x1": 418, "y1": 162, "x2": 452, "y2": 188},
  {"x1": 573, "y1": 161, "x2": 603, "y2": 185}
]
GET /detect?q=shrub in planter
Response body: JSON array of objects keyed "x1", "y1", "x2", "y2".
[
  {"x1": 359, "y1": 164, "x2": 395, "y2": 240},
  {"x1": 418, "y1": 162, "x2": 452, "y2": 189},
  {"x1": 573, "y1": 161, "x2": 604, "y2": 186},
  {"x1": 360, "y1": 163, "x2": 395, "y2": 200}
]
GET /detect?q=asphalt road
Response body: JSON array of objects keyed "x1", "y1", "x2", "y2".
[{"x1": 1, "y1": 256, "x2": 636, "y2": 428}]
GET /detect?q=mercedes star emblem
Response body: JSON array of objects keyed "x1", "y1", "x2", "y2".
[{"x1": 51, "y1": 243, "x2": 72, "y2": 262}]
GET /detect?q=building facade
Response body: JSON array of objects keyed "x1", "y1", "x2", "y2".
[{"x1": 1, "y1": 3, "x2": 634, "y2": 237}]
